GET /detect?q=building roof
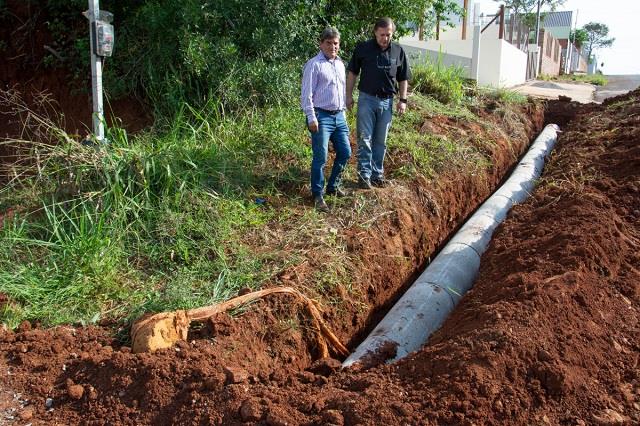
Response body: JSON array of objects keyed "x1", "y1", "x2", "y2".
[{"x1": 541, "y1": 11, "x2": 573, "y2": 28}]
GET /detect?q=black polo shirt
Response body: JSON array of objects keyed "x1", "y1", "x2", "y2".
[{"x1": 347, "y1": 39, "x2": 411, "y2": 97}]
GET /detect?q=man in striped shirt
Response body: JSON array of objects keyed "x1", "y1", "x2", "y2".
[{"x1": 301, "y1": 27, "x2": 352, "y2": 213}]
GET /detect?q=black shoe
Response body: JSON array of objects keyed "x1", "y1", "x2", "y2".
[
  {"x1": 358, "y1": 178, "x2": 373, "y2": 190},
  {"x1": 371, "y1": 178, "x2": 387, "y2": 188},
  {"x1": 326, "y1": 187, "x2": 346, "y2": 197},
  {"x1": 314, "y1": 195, "x2": 329, "y2": 212}
]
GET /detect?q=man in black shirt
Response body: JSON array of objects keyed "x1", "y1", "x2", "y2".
[{"x1": 347, "y1": 17, "x2": 411, "y2": 188}]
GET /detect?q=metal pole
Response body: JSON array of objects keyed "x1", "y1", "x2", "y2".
[
  {"x1": 88, "y1": 0, "x2": 105, "y2": 143},
  {"x1": 498, "y1": 5, "x2": 505, "y2": 40},
  {"x1": 568, "y1": 9, "x2": 579, "y2": 73}
]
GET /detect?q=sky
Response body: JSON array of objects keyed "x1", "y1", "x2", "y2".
[{"x1": 473, "y1": 0, "x2": 640, "y2": 75}]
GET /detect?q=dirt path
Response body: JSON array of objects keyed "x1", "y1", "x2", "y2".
[{"x1": 1, "y1": 91, "x2": 639, "y2": 424}]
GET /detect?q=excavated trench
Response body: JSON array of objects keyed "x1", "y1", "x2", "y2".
[
  {"x1": 2, "y1": 87, "x2": 639, "y2": 424},
  {"x1": 0, "y1": 99, "x2": 556, "y2": 424}
]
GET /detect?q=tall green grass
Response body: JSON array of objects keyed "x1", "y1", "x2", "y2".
[
  {"x1": 409, "y1": 53, "x2": 467, "y2": 105},
  {"x1": 0, "y1": 96, "x2": 313, "y2": 327}
]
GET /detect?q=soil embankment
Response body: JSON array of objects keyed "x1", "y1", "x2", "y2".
[{"x1": 2, "y1": 90, "x2": 638, "y2": 425}]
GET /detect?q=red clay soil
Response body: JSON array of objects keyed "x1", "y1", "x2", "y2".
[{"x1": 1, "y1": 89, "x2": 639, "y2": 425}]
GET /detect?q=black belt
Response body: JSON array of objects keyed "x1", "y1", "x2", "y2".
[
  {"x1": 363, "y1": 91, "x2": 394, "y2": 99},
  {"x1": 315, "y1": 108, "x2": 343, "y2": 115}
]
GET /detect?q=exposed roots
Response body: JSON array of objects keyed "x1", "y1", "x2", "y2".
[{"x1": 131, "y1": 286, "x2": 350, "y2": 359}]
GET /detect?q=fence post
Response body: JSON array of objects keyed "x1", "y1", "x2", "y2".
[
  {"x1": 499, "y1": 5, "x2": 505, "y2": 39},
  {"x1": 471, "y1": 3, "x2": 482, "y2": 83}
]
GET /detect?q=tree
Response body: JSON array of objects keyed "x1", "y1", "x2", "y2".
[
  {"x1": 494, "y1": 0, "x2": 565, "y2": 28},
  {"x1": 570, "y1": 28, "x2": 588, "y2": 48},
  {"x1": 430, "y1": 0, "x2": 466, "y2": 41},
  {"x1": 581, "y1": 22, "x2": 615, "y2": 61},
  {"x1": 494, "y1": 0, "x2": 565, "y2": 16}
]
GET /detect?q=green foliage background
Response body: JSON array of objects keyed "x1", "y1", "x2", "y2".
[{"x1": 28, "y1": 0, "x2": 461, "y2": 117}]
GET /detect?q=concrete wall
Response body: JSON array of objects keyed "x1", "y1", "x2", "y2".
[
  {"x1": 400, "y1": 37, "x2": 526, "y2": 88},
  {"x1": 496, "y1": 39, "x2": 527, "y2": 87},
  {"x1": 402, "y1": 44, "x2": 472, "y2": 76},
  {"x1": 402, "y1": 36, "x2": 472, "y2": 58}
]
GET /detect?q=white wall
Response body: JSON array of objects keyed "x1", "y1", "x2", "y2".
[
  {"x1": 400, "y1": 37, "x2": 527, "y2": 88},
  {"x1": 402, "y1": 36, "x2": 473, "y2": 58},
  {"x1": 497, "y1": 40, "x2": 527, "y2": 86}
]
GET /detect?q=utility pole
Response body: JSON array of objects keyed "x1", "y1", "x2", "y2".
[
  {"x1": 84, "y1": 0, "x2": 114, "y2": 144},
  {"x1": 534, "y1": 0, "x2": 542, "y2": 76},
  {"x1": 568, "y1": 9, "x2": 579, "y2": 74},
  {"x1": 87, "y1": 0, "x2": 104, "y2": 143}
]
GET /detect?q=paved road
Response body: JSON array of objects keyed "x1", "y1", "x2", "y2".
[
  {"x1": 512, "y1": 80, "x2": 596, "y2": 104},
  {"x1": 594, "y1": 75, "x2": 640, "y2": 102}
]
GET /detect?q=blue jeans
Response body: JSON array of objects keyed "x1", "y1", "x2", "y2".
[
  {"x1": 356, "y1": 92, "x2": 393, "y2": 181},
  {"x1": 310, "y1": 110, "x2": 351, "y2": 197}
]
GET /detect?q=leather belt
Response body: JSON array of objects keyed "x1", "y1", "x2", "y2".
[{"x1": 315, "y1": 108, "x2": 343, "y2": 115}]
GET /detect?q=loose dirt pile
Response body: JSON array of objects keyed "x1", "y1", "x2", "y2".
[{"x1": 1, "y1": 91, "x2": 639, "y2": 424}]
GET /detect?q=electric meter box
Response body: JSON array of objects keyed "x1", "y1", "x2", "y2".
[{"x1": 94, "y1": 21, "x2": 114, "y2": 57}]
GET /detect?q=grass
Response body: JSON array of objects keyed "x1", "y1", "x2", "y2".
[
  {"x1": 0, "y1": 84, "x2": 531, "y2": 330},
  {"x1": 539, "y1": 73, "x2": 608, "y2": 86},
  {"x1": 409, "y1": 52, "x2": 467, "y2": 105}
]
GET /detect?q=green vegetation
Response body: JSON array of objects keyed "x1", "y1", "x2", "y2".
[
  {"x1": 0, "y1": 94, "x2": 313, "y2": 327},
  {"x1": 410, "y1": 55, "x2": 467, "y2": 105},
  {"x1": 581, "y1": 22, "x2": 615, "y2": 61},
  {"x1": 25, "y1": 0, "x2": 463, "y2": 118},
  {"x1": 0, "y1": 2, "x2": 534, "y2": 330},
  {"x1": 539, "y1": 73, "x2": 608, "y2": 86},
  {"x1": 0, "y1": 86, "x2": 530, "y2": 328}
]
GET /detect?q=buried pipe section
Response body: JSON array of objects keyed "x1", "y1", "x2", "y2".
[{"x1": 343, "y1": 124, "x2": 560, "y2": 367}]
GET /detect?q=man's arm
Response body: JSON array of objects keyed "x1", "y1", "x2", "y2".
[
  {"x1": 301, "y1": 62, "x2": 318, "y2": 131},
  {"x1": 346, "y1": 71, "x2": 357, "y2": 111},
  {"x1": 397, "y1": 80, "x2": 408, "y2": 114}
]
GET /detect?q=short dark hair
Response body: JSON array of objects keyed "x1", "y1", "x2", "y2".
[
  {"x1": 320, "y1": 27, "x2": 340, "y2": 42},
  {"x1": 374, "y1": 17, "x2": 395, "y2": 31}
]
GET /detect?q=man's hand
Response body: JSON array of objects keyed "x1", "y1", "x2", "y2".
[
  {"x1": 397, "y1": 101, "x2": 407, "y2": 115},
  {"x1": 346, "y1": 96, "x2": 354, "y2": 111},
  {"x1": 308, "y1": 120, "x2": 319, "y2": 133}
]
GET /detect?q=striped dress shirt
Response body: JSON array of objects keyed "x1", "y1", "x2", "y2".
[{"x1": 301, "y1": 51, "x2": 347, "y2": 124}]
